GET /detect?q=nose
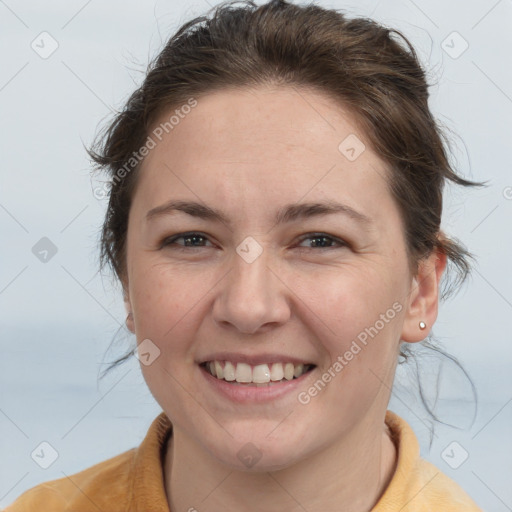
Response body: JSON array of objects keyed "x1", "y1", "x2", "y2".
[{"x1": 212, "y1": 251, "x2": 291, "y2": 335}]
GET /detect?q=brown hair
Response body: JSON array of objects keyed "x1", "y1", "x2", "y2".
[
  {"x1": 91, "y1": 0, "x2": 484, "y2": 298},
  {"x1": 91, "y1": 0, "x2": 484, "y2": 410}
]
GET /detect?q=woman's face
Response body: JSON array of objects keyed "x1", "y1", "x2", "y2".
[{"x1": 123, "y1": 85, "x2": 432, "y2": 470}]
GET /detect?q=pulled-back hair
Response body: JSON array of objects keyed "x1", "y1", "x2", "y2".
[{"x1": 90, "y1": 0, "x2": 484, "y2": 425}]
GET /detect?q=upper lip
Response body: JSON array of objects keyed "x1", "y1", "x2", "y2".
[{"x1": 198, "y1": 352, "x2": 315, "y2": 366}]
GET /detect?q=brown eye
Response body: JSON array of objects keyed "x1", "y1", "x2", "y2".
[
  {"x1": 160, "y1": 232, "x2": 213, "y2": 250},
  {"x1": 296, "y1": 233, "x2": 348, "y2": 250}
]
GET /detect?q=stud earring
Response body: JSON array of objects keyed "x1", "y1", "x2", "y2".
[{"x1": 419, "y1": 321, "x2": 427, "y2": 330}]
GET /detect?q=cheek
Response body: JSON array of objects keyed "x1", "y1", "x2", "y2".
[
  {"x1": 295, "y1": 264, "x2": 401, "y2": 343},
  {"x1": 130, "y1": 264, "x2": 206, "y2": 410},
  {"x1": 129, "y1": 261, "x2": 214, "y2": 353},
  {"x1": 296, "y1": 272, "x2": 403, "y2": 410}
]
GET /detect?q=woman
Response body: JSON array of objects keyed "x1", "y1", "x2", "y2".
[{"x1": 6, "y1": 0, "x2": 484, "y2": 510}]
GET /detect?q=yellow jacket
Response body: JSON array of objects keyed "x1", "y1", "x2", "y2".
[{"x1": 4, "y1": 410, "x2": 483, "y2": 511}]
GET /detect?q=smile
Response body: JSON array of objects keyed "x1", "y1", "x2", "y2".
[{"x1": 201, "y1": 360, "x2": 315, "y2": 385}]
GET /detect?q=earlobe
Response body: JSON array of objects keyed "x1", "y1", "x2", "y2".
[
  {"x1": 125, "y1": 311, "x2": 135, "y2": 333},
  {"x1": 123, "y1": 288, "x2": 135, "y2": 334},
  {"x1": 400, "y1": 249, "x2": 447, "y2": 343}
]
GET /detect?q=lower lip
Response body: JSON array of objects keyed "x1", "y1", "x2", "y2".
[{"x1": 199, "y1": 365, "x2": 315, "y2": 403}]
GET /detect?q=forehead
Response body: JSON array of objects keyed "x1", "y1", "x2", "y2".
[
  {"x1": 150, "y1": 85, "x2": 367, "y2": 164},
  {"x1": 133, "y1": 85, "x2": 399, "y2": 229}
]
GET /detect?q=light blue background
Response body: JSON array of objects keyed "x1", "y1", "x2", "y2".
[{"x1": 1, "y1": 0, "x2": 511, "y2": 509}]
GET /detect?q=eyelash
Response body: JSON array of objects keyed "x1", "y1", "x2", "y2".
[{"x1": 159, "y1": 232, "x2": 348, "y2": 252}]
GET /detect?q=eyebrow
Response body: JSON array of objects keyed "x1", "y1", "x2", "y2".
[{"x1": 145, "y1": 199, "x2": 373, "y2": 227}]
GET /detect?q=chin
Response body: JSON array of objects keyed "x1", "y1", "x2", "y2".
[
  {"x1": 205, "y1": 429, "x2": 311, "y2": 473},
  {"x1": 217, "y1": 447, "x2": 304, "y2": 473}
]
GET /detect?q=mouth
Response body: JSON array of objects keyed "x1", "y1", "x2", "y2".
[{"x1": 199, "y1": 360, "x2": 316, "y2": 386}]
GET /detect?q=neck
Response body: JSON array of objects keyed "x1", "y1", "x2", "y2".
[{"x1": 164, "y1": 413, "x2": 397, "y2": 512}]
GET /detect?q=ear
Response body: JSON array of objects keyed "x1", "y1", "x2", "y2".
[
  {"x1": 123, "y1": 280, "x2": 135, "y2": 334},
  {"x1": 400, "y1": 246, "x2": 447, "y2": 343}
]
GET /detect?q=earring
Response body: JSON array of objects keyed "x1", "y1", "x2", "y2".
[{"x1": 419, "y1": 321, "x2": 427, "y2": 330}]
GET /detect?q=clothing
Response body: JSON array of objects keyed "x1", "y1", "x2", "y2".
[{"x1": 4, "y1": 410, "x2": 482, "y2": 511}]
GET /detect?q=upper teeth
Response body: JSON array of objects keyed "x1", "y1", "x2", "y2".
[{"x1": 205, "y1": 361, "x2": 311, "y2": 383}]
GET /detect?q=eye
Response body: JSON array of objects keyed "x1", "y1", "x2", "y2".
[
  {"x1": 160, "y1": 232, "x2": 213, "y2": 250},
  {"x1": 159, "y1": 231, "x2": 348, "y2": 252},
  {"x1": 295, "y1": 233, "x2": 348, "y2": 250}
]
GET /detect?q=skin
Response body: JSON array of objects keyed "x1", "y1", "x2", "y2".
[{"x1": 123, "y1": 85, "x2": 447, "y2": 512}]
